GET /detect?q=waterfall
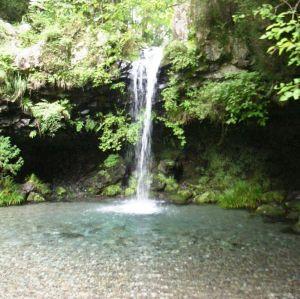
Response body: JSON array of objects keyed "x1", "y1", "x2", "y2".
[{"x1": 130, "y1": 47, "x2": 163, "y2": 201}]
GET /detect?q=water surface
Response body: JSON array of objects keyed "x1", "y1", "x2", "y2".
[{"x1": 0, "y1": 200, "x2": 299, "y2": 298}]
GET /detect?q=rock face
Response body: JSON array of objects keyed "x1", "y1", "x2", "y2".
[{"x1": 173, "y1": 3, "x2": 190, "y2": 41}]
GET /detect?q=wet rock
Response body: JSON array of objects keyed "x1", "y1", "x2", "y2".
[{"x1": 256, "y1": 204, "x2": 286, "y2": 218}]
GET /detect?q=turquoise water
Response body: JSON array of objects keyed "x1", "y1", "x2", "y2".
[{"x1": 0, "y1": 200, "x2": 299, "y2": 298}]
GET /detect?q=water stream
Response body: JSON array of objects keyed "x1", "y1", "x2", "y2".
[{"x1": 130, "y1": 47, "x2": 163, "y2": 201}]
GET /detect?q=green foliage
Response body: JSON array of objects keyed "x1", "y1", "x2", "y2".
[
  {"x1": 0, "y1": 55, "x2": 27, "y2": 102},
  {"x1": 103, "y1": 154, "x2": 120, "y2": 169},
  {"x1": 164, "y1": 40, "x2": 200, "y2": 72},
  {"x1": 217, "y1": 180, "x2": 264, "y2": 209},
  {"x1": 255, "y1": 2, "x2": 300, "y2": 101},
  {"x1": 29, "y1": 99, "x2": 71, "y2": 137},
  {"x1": 0, "y1": 0, "x2": 28, "y2": 22},
  {"x1": 161, "y1": 70, "x2": 269, "y2": 143},
  {"x1": 0, "y1": 136, "x2": 24, "y2": 177},
  {"x1": 26, "y1": 174, "x2": 51, "y2": 196},
  {"x1": 0, "y1": 177, "x2": 25, "y2": 207},
  {"x1": 188, "y1": 72, "x2": 269, "y2": 126},
  {"x1": 99, "y1": 112, "x2": 140, "y2": 152}
]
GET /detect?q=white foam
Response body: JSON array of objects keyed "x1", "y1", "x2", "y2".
[{"x1": 98, "y1": 199, "x2": 161, "y2": 215}]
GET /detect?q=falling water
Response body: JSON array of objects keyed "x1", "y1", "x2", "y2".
[{"x1": 130, "y1": 47, "x2": 163, "y2": 201}]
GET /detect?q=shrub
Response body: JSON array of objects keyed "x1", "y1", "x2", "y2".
[
  {"x1": 0, "y1": 136, "x2": 24, "y2": 177},
  {"x1": 0, "y1": 177, "x2": 25, "y2": 207}
]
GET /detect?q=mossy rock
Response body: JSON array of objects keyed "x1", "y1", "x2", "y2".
[
  {"x1": 194, "y1": 191, "x2": 217, "y2": 205},
  {"x1": 285, "y1": 199, "x2": 300, "y2": 213},
  {"x1": 55, "y1": 186, "x2": 67, "y2": 197},
  {"x1": 25, "y1": 174, "x2": 51, "y2": 197},
  {"x1": 101, "y1": 184, "x2": 122, "y2": 197},
  {"x1": 168, "y1": 189, "x2": 192, "y2": 205},
  {"x1": 86, "y1": 156, "x2": 126, "y2": 194},
  {"x1": 261, "y1": 191, "x2": 285, "y2": 204},
  {"x1": 256, "y1": 204, "x2": 286, "y2": 218},
  {"x1": 27, "y1": 192, "x2": 45, "y2": 203}
]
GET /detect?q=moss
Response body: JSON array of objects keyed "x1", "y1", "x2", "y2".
[
  {"x1": 101, "y1": 184, "x2": 122, "y2": 197},
  {"x1": 261, "y1": 191, "x2": 285, "y2": 204},
  {"x1": 103, "y1": 154, "x2": 120, "y2": 169},
  {"x1": 168, "y1": 190, "x2": 191, "y2": 205}
]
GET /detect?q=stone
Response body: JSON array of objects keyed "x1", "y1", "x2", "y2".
[
  {"x1": 27, "y1": 192, "x2": 45, "y2": 203},
  {"x1": 256, "y1": 204, "x2": 286, "y2": 218}
]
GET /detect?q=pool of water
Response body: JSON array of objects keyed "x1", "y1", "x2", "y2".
[{"x1": 0, "y1": 199, "x2": 299, "y2": 298}]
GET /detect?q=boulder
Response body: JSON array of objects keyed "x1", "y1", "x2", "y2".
[{"x1": 157, "y1": 159, "x2": 175, "y2": 175}]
